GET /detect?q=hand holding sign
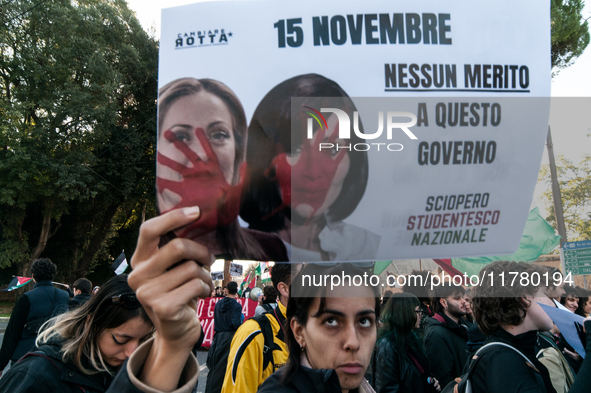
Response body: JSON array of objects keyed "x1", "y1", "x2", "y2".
[{"x1": 128, "y1": 207, "x2": 214, "y2": 390}]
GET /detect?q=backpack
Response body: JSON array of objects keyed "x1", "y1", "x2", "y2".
[
  {"x1": 441, "y1": 342, "x2": 538, "y2": 393},
  {"x1": 250, "y1": 308, "x2": 285, "y2": 371}
]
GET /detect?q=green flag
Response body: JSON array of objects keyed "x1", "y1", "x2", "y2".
[
  {"x1": 374, "y1": 261, "x2": 392, "y2": 276},
  {"x1": 452, "y1": 207, "x2": 561, "y2": 277}
]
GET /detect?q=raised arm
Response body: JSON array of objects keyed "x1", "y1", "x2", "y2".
[{"x1": 127, "y1": 206, "x2": 214, "y2": 391}]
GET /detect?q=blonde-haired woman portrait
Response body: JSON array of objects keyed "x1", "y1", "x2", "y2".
[
  {"x1": 0, "y1": 275, "x2": 153, "y2": 392},
  {"x1": 156, "y1": 77, "x2": 288, "y2": 261}
]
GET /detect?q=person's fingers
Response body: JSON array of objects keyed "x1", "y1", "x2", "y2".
[
  {"x1": 135, "y1": 260, "x2": 213, "y2": 304},
  {"x1": 132, "y1": 207, "x2": 201, "y2": 264},
  {"x1": 134, "y1": 237, "x2": 212, "y2": 280},
  {"x1": 148, "y1": 278, "x2": 212, "y2": 320}
]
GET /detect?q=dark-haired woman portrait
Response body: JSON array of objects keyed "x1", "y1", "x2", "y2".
[
  {"x1": 157, "y1": 77, "x2": 288, "y2": 261},
  {"x1": 372, "y1": 293, "x2": 440, "y2": 393},
  {"x1": 241, "y1": 74, "x2": 380, "y2": 262},
  {"x1": 258, "y1": 263, "x2": 380, "y2": 393},
  {"x1": 0, "y1": 275, "x2": 153, "y2": 392}
]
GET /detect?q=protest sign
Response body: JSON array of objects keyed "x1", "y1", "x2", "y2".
[
  {"x1": 197, "y1": 297, "x2": 257, "y2": 348},
  {"x1": 158, "y1": 0, "x2": 550, "y2": 262},
  {"x1": 540, "y1": 302, "x2": 586, "y2": 358},
  {"x1": 230, "y1": 262, "x2": 244, "y2": 276},
  {"x1": 211, "y1": 271, "x2": 224, "y2": 281}
]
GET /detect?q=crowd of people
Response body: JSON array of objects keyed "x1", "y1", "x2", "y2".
[
  {"x1": 0, "y1": 260, "x2": 152, "y2": 392},
  {"x1": 125, "y1": 215, "x2": 591, "y2": 393},
  {"x1": 0, "y1": 214, "x2": 591, "y2": 393}
]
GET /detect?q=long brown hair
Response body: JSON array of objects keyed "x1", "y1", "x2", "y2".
[{"x1": 37, "y1": 275, "x2": 153, "y2": 375}]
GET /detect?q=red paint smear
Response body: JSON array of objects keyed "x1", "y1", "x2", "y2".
[
  {"x1": 156, "y1": 127, "x2": 246, "y2": 237},
  {"x1": 266, "y1": 123, "x2": 347, "y2": 221}
]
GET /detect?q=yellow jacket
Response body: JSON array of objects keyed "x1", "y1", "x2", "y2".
[{"x1": 221, "y1": 301, "x2": 288, "y2": 393}]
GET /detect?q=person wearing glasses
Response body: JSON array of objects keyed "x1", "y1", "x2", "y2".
[
  {"x1": 372, "y1": 293, "x2": 441, "y2": 393},
  {"x1": 0, "y1": 275, "x2": 153, "y2": 392}
]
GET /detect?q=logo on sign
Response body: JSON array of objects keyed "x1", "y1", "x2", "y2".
[
  {"x1": 175, "y1": 29, "x2": 232, "y2": 48},
  {"x1": 303, "y1": 106, "x2": 418, "y2": 152}
]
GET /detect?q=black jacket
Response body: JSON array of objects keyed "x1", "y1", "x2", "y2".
[
  {"x1": 213, "y1": 297, "x2": 242, "y2": 333},
  {"x1": 0, "y1": 280, "x2": 69, "y2": 370},
  {"x1": 257, "y1": 363, "x2": 369, "y2": 393},
  {"x1": 373, "y1": 336, "x2": 435, "y2": 393},
  {"x1": 69, "y1": 293, "x2": 92, "y2": 309},
  {"x1": 414, "y1": 302, "x2": 434, "y2": 341},
  {"x1": 0, "y1": 339, "x2": 113, "y2": 393},
  {"x1": 466, "y1": 323, "x2": 487, "y2": 357},
  {"x1": 205, "y1": 297, "x2": 242, "y2": 393},
  {"x1": 468, "y1": 329, "x2": 555, "y2": 393},
  {"x1": 422, "y1": 313, "x2": 469, "y2": 387}
]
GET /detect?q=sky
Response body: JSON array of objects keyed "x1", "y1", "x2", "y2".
[{"x1": 126, "y1": 0, "x2": 591, "y2": 233}]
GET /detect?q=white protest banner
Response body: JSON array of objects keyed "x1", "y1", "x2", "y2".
[
  {"x1": 211, "y1": 271, "x2": 224, "y2": 281},
  {"x1": 158, "y1": 0, "x2": 550, "y2": 262}
]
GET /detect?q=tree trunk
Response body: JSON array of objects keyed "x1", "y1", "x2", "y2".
[
  {"x1": 68, "y1": 202, "x2": 120, "y2": 282},
  {"x1": 21, "y1": 202, "x2": 61, "y2": 277},
  {"x1": 223, "y1": 260, "x2": 231, "y2": 287},
  {"x1": 29, "y1": 203, "x2": 55, "y2": 262},
  {"x1": 546, "y1": 127, "x2": 568, "y2": 246}
]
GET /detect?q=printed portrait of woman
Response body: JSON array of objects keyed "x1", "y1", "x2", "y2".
[
  {"x1": 156, "y1": 77, "x2": 288, "y2": 261},
  {"x1": 241, "y1": 74, "x2": 380, "y2": 262}
]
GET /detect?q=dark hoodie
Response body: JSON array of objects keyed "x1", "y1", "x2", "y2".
[
  {"x1": 469, "y1": 329, "x2": 556, "y2": 393},
  {"x1": 258, "y1": 363, "x2": 371, "y2": 393},
  {"x1": 213, "y1": 296, "x2": 242, "y2": 333},
  {"x1": 422, "y1": 312, "x2": 469, "y2": 387},
  {"x1": 205, "y1": 296, "x2": 242, "y2": 393},
  {"x1": 466, "y1": 323, "x2": 487, "y2": 357}
]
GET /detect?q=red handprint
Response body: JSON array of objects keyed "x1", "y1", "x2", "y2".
[
  {"x1": 157, "y1": 127, "x2": 246, "y2": 238},
  {"x1": 265, "y1": 122, "x2": 348, "y2": 221}
]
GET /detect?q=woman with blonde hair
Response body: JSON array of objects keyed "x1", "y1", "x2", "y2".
[
  {"x1": 0, "y1": 275, "x2": 153, "y2": 392},
  {"x1": 156, "y1": 77, "x2": 288, "y2": 261}
]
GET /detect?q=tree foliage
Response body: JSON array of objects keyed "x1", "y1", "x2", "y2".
[
  {"x1": 0, "y1": 0, "x2": 158, "y2": 283},
  {"x1": 0, "y1": 0, "x2": 589, "y2": 286},
  {"x1": 551, "y1": 0, "x2": 590, "y2": 72},
  {"x1": 541, "y1": 155, "x2": 591, "y2": 242}
]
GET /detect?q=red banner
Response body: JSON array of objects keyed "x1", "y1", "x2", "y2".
[{"x1": 197, "y1": 297, "x2": 258, "y2": 348}]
